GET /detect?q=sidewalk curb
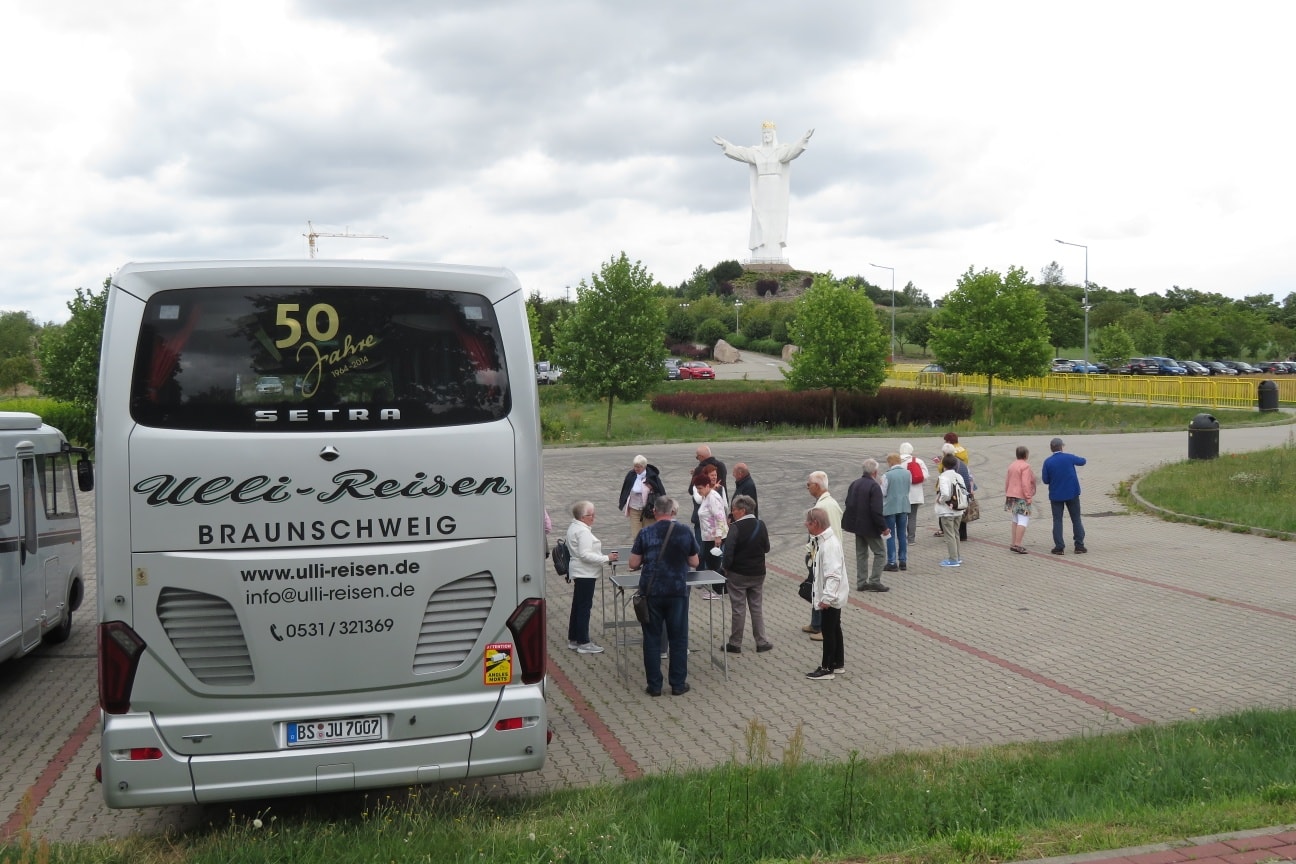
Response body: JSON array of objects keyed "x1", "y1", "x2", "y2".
[{"x1": 1008, "y1": 825, "x2": 1296, "y2": 864}]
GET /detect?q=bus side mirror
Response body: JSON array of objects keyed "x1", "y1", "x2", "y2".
[{"x1": 77, "y1": 458, "x2": 95, "y2": 492}]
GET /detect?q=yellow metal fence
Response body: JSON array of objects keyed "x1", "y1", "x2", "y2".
[{"x1": 891, "y1": 367, "x2": 1296, "y2": 411}]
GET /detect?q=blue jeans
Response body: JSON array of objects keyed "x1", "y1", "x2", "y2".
[
  {"x1": 642, "y1": 594, "x2": 689, "y2": 693},
  {"x1": 884, "y1": 513, "x2": 909, "y2": 564},
  {"x1": 566, "y1": 578, "x2": 596, "y2": 645},
  {"x1": 1050, "y1": 498, "x2": 1085, "y2": 550}
]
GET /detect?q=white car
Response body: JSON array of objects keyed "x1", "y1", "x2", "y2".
[
  {"x1": 535, "y1": 362, "x2": 563, "y2": 385},
  {"x1": 255, "y1": 376, "x2": 284, "y2": 395}
]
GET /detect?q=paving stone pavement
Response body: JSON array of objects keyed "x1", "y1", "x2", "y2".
[{"x1": 3, "y1": 412, "x2": 1295, "y2": 850}]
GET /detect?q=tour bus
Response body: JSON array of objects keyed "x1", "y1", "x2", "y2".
[
  {"x1": 0, "y1": 411, "x2": 92, "y2": 665},
  {"x1": 96, "y1": 260, "x2": 548, "y2": 807}
]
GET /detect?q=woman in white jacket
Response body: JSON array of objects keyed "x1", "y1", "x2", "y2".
[{"x1": 566, "y1": 501, "x2": 617, "y2": 654}]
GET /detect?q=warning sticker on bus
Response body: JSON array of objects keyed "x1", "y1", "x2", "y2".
[{"x1": 484, "y1": 643, "x2": 514, "y2": 685}]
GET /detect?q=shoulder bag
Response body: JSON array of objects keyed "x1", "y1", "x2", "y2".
[{"x1": 632, "y1": 522, "x2": 675, "y2": 627}]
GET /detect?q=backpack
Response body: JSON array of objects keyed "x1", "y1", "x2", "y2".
[
  {"x1": 948, "y1": 477, "x2": 969, "y2": 512},
  {"x1": 906, "y1": 458, "x2": 924, "y2": 485},
  {"x1": 552, "y1": 539, "x2": 571, "y2": 582}
]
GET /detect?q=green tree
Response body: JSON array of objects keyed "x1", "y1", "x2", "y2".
[
  {"x1": 664, "y1": 303, "x2": 695, "y2": 344},
  {"x1": 1121, "y1": 309, "x2": 1164, "y2": 355},
  {"x1": 1040, "y1": 287, "x2": 1084, "y2": 352},
  {"x1": 1092, "y1": 324, "x2": 1136, "y2": 368},
  {"x1": 0, "y1": 310, "x2": 39, "y2": 360},
  {"x1": 928, "y1": 265, "x2": 1051, "y2": 425},
  {"x1": 784, "y1": 274, "x2": 888, "y2": 429},
  {"x1": 903, "y1": 310, "x2": 934, "y2": 354},
  {"x1": 37, "y1": 279, "x2": 109, "y2": 412},
  {"x1": 0, "y1": 355, "x2": 36, "y2": 396},
  {"x1": 900, "y1": 280, "x2": 931, "y2": 308},
  {"x1": 551, "y1": 253, "x2": 666, "y2": 437},
  {"x1": 694, "y1": 318, "x2": 727, "y2": 349}
]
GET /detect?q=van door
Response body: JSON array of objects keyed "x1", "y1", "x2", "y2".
[{"x1": 19, "y1": 456, "x2": 42, "y2": 651}]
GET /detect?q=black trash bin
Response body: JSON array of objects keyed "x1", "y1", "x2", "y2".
[
  {"x1": 1188, "y1": 413, "x2": 1219, "y2": 460},
  {"x1": 1258, "y1": 379, "x2": 1279, "y2": 413}
]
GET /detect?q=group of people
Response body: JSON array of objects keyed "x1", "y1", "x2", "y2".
[{"x1": 562, "y1": 435, "x2": 1090, "y2": 694}]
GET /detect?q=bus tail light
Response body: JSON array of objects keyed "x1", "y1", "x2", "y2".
[
  {"x1": 99, "y1": 621, "x2": 146, "y2": 714},
  {"x1": 506, "y1": 598, "x2": 546, "y2": 685}
]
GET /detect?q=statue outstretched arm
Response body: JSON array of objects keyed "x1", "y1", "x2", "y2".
[
  {"x1": 801, "y1": 129, "x2": 815, "y2": 144},
  {"x1": 712, "y1": 136, "x2": 731, "y2": 147}
]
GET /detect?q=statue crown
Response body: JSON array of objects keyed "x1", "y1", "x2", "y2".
[{"x1": 761, "y1": 120, "x2": 776, "y2": 129}]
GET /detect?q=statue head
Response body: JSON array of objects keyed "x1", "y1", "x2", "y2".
[{"x1": 761, "y1": 120, "x2": 777, "y2": 146}]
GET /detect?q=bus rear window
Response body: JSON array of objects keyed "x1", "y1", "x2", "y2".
[{"x1": 129, "y1": 286, "x2": 510, "y2": 431}]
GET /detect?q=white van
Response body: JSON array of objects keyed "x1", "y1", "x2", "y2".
[
  {"x1": 96, "y1": 260, "x2": 548, "y2": 807},
  {"x1": 0, "y1": 411, "x2": 93, "y2": 664}
]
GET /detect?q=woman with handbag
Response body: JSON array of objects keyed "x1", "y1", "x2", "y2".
[
  {"x1": 565, "y1": 501, "x2": 617, "y2": 654},
  {"x1": 1003, "y1": 445, "x2": 1036, "y2": 553}
]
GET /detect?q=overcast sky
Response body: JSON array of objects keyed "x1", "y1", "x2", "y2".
[{"x1": 5, "y1": 0, "x2": 1295, "y2": 324}]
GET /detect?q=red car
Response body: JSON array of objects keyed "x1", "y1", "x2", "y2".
[{"x1": 677, "y1": 361, "x2": 715, "y2": 379}]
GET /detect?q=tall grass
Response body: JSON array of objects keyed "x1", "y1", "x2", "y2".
[
  {"x1": 28, "y1": 710, "x2": 1296, "y2": 864},
  {"x1": 1133, "y1": 436, "x2": 1296, "y2": 534}
]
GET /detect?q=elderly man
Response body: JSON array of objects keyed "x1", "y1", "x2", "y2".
[
  {"x1": 803, "y1": 471, "x2": 843, "y2": 639},
  {"x1": 629, "y1": 496, "x2": 701, "y2": 697},
  {"x1": 805, "y1": 506, "x2": 848, "y2": 680},
  {"x1": 732, "y1": 462, "x2": 757, "y2": 517},
  {"x1": 842, "y1": 458, "x2": 891, "y2": 592}
]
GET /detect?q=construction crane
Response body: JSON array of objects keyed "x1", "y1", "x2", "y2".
[{"x1": 303, "y1": 221, "x2": 388, "y2": 258}]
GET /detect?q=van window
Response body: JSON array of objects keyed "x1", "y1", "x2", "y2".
[
  {"x1": 38, "y1": 454, "x2": 79, "y2": 519},
  {"x1": 129, "y1": 285, "x2": 511, "y2": 432},
  {"x1": 0, "y1": 484, "x2": 10, "y2": 525}
]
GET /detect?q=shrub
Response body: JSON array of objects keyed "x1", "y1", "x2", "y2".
[
  {"x1": 710, "y1": 260, "x2": 744, "y2": 282},
  {"x1": 694, "y1": 318, "x2": 728, "y2": 348},
  {"x1": 651, "y1": 387, "x2": 973, "y2": 429},
  {"x1": 715, "y1": 281, "x2": 734, "y2": 297},
  {"x1": 669, "y1": 343, "x2": 710, "y2": 360},
  {"x1": 748, "y1": 337, "x2": 785, "y2": 355},
  {"x1": 727, "y1": 332, "x2": 750, "y2": 349}
]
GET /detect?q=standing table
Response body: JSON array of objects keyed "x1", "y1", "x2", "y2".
[{"x1": 608, "y1": 569, "x2": 729, "y2": 686}]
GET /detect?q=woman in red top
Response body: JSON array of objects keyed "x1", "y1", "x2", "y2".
[{"x1": 1003, "y1": 445, "x2": 1037, "y2": 554}]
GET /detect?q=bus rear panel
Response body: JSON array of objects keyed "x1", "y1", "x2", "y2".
[{"x1": 96, "y1": 261, "x2": 547, "y2": 808}]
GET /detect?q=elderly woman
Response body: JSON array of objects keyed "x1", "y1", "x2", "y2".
[
  {"x1": 721, "y1": 494, "x2": 772, "y2": 653},
  {"x1": 933, "y1": 440, "x2": 975, "y2": 541},
  {"x1": 565, "y1": 501, "x2": 617, "y2": 654},
  {"x1": 617, "y1": 455, "x2": 665, "y2": 542},
  {"x1": 692, "y1": 465, "x2": 729, "y2": 597},
  {"x1": 1003, "y1": 446, "x2": 1036, "y2": 554}
]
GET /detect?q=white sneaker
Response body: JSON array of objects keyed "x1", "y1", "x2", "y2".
[
  {"x1": 567, "y1": 640, "x2": 579, "y2": 650},
  {"x1": 833, "y1": 667, "x2": 846, "y2": 674},
  {"x1": 661, "y1": 651, "x2": 668, "y2": 660},
  {"x1": 576, "y1": 643, "x2": 604, "y2": 654},
  {"x1": 701, "y1": 590, "x2": 721, "y2": 600}
]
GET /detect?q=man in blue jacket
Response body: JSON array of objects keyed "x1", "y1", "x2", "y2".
[{"x1": 1041, "y1": 437, "x2": 1087, "y2": 555}]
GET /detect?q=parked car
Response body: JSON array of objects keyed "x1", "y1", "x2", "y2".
[
  {"x1": 535, "y1": 361, "x2": 563, "y2": 385},
  {"x1": 663, "y1": 359, "x2": 681, "y2": 380},
  {"x1": 255, "y1": 375, "x2": 284, "y2": 395},
  {"x1": 1217, "y1": 360, "x2": 1257, "y2": 374},
  {"x1": 1180, "y1": 360, "x2": 1210, "y2": 376},
  {"x1": 1201, "y1": 361, "x2": 1236, "y2": 375},
  {"x1": 1255, "y1": 361, "x2": 1289, "y2": 374},
  {"x1": 1068, "y1": 361, "x2": 1101, "y2": 373},
  {"x1": 1147, "y1": 357, "x2": 1187, "y2": 375},
  {"x1": 677, "y1": 360, "x2": 715, "y2": 379},
  {"x1": 916, "y1": 363, "x2": 954, "y2": 385},
  {"x1": 1117, "y1": 358, "x2": 1152, "y2": 374},
  {"x1": 1050, "y1": 358, "x2": 1075, "y2": 373}
]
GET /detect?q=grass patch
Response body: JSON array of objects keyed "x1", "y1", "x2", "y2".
[
  {"x1": 20, "y1": 709, "x2": 1296, "y2": 864},
  {"x1": 538, "y1": 383, "x2": 1272, "y2": 445},
  {"x1": 1131, "y1": 435, "x2": 1296, "y2": 535}
]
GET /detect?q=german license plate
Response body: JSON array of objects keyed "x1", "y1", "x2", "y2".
[{"x1": 286, "y1": 716, "x2": 383, "y2": 748}]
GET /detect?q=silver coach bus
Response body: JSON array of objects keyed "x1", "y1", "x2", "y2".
[{"x1": 96, "y1": 260, "x2": 548, "y2": 807}]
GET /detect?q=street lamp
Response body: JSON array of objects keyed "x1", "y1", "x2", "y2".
[
  {"x1": 734, "y1": 300, "x2": 744, "y2": 334},
  {"x1": 1055, "y1": 239, "x2": 1089, "y2": 367},
  {"x1": 869, "y1": 263, "x2": 896, "y2": 361}
]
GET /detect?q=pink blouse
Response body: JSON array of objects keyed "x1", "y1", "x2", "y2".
[{"x1": 1004, "y1": 459, "x2": 1036, "y2": 502}]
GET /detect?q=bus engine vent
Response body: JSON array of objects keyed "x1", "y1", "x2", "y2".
[
  {"x1": 413, "y1": 572, "x2": 497, "y2": 674},
  {"x1": 156, "y1": 587, "x2": 255, "y2": 685}
]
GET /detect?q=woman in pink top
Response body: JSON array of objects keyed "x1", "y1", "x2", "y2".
[{"x1": 1003, "y1": 445, "x2": 1036, "y2": 554}]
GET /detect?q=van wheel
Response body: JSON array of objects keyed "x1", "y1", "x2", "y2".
[{"x1": 44, "y1": 590, "x2": 76, "y2": 645}]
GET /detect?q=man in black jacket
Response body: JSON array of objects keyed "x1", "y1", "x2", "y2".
[
  {"x1": 841, "y1": 458, "x2": 892, "y2": 592},
  {"x1": 732, "y1": 462, "x2": 757, "y2": 517},
  {"x1": 721, "y1": 494, "x2": 771, "y2": 653}
]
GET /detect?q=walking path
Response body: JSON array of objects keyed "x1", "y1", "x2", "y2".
[{"x1": 2, "y1": 408, "x2": 1294, "y2": 859}]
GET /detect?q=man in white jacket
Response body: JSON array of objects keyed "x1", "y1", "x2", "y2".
[{"x1": 805, "y1": 507, "x2": 848, "y2": 680}]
